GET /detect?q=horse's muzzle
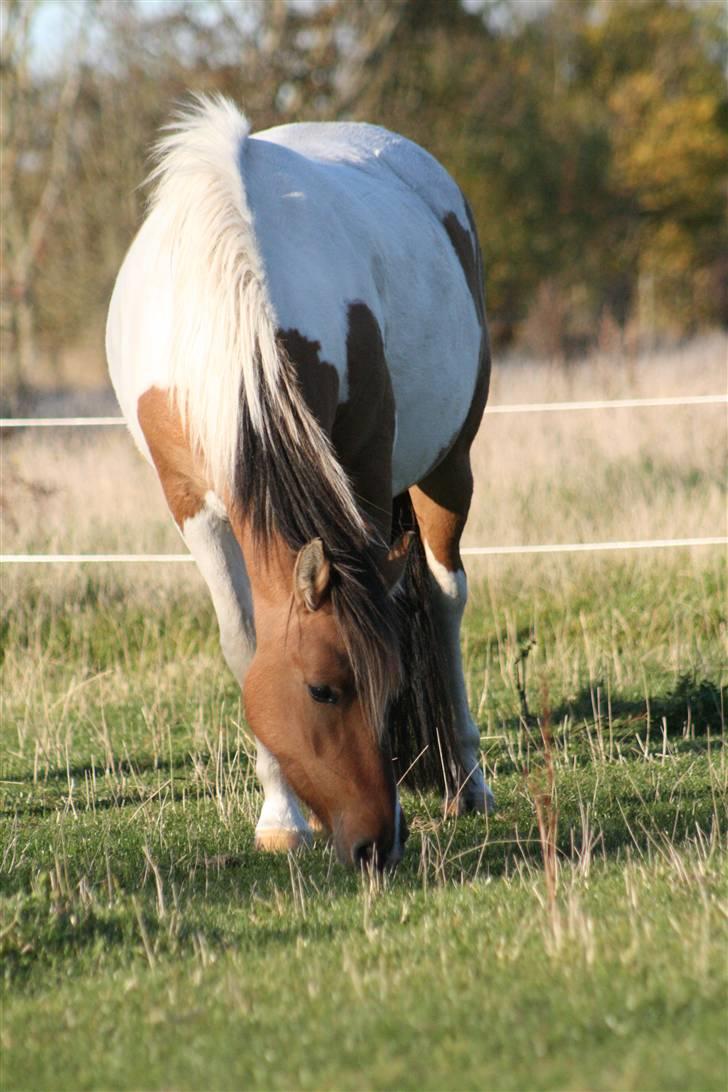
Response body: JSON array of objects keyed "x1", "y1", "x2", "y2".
[{"x1": 347, "y1": 802, "x2": 409, "y2": 870}]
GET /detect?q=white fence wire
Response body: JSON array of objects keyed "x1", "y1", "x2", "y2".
[
  {"x1": 1, "y1": 393, "x2": 726, "y2": 430},
  {"x1": 2, "y1": 393, "x2": 726, "y2": 564},
  {"x1": 1, "y1": 538, "x2": 726, "y2": 565}
]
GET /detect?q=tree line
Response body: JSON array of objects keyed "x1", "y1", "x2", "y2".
[{"x1": 2, "y1": 0, "x2": 726, "y2": 395}]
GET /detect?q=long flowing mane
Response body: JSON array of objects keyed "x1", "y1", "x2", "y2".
[
  {"x1": 238, "y1": 340, "x2": 403, "y2": 733},
  {"x1": 148, "y1": 95, "x2": 401, "y2": 734}
]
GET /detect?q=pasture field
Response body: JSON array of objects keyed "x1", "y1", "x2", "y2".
[{"x1": 2, "y1": 338, "x2": 727, "y2": 1091}]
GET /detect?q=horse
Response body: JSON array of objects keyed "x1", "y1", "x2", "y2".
[{"x1": 106, "y1": 95, "x2": 494, "y2": 870}]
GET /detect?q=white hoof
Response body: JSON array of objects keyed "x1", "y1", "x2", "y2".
[
  {"x1": 255, "y1": 795, "x2": 311, "y2": 852},
  {"x1": 255, "y1": 828, "x2": 312, "y2": 853}
]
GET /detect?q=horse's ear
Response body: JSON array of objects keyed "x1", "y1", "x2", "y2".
[
  {"x1": 294, "y1": 538, "x2": 332, "y2": 611},
  {"x1": 381, "y1": 530, "x2": 416, "y2": 592}
]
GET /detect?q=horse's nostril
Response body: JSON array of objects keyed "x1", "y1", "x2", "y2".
[{"x1": 352, "y1": 839, "x2": 377, "y2": 868}]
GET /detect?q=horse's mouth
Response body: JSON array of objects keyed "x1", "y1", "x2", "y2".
[{"x1": 333, "y1": 803, "x2": 409, "y2": 870}]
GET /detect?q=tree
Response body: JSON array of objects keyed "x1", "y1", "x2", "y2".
[
  {"x1": 594, "y1": 0, "x2": 728, "y2": 334},
  {"x1": 1, "y1": 0, "x2": 92, "y2": 400},
  {"x1": 3, "y1": 0, "x2": 725, "y2": 392}
]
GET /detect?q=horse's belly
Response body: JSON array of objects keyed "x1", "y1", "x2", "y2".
[
  {"x1": 384, "y1": 256, "x2": 482, "y2": 495},
  {"x1": 389, "y1": 343, "x2": 480, "y2": 495}
]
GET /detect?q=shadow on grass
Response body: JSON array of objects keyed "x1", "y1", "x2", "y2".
[
  {"x1": 549, "y1": 674, "x2": 725, "y2": 737},
  {"x1": 3, "y1": 753, "x2": 725, "y2": 992},
  {"x1": 1, "y1": 750, "x2": 253, "y2": 819},
  {"x1": 482, "y1": 675, "x2": 725, "y2": 778}
]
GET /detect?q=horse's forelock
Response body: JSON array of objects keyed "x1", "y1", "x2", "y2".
[{"x1": 329, "y1": 551, "x2": 402, "y2": 739}]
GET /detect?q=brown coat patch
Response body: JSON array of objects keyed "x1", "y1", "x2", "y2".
[
  {"x1": 442, "y1": 205, "x2": 485, "y2": 327},
  {"x1": 137, "y1": 387, "x2": 209, "y2": 526},
  {"x1": 411, "y1": 332, "x2": 490, "y2": 572},
  {"x1": 332, "y1": 302, "x2": 395, "y2": 544},
  {"x1": 413, "y1": 201, "x2": 490, "y2": 571},
  {"x1": 277, "y1": 304, "x2": 396, "y2": 547},
  {"x1": 276, "y1": 327, "x2": 340, "y2": 433}
]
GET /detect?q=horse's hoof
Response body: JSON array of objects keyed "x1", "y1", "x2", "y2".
[
  {"x1": 468, "y1": 781, "x2": 496, "y2": 814},
  {"x1": 443, "y1": 781, "x2": 496, "y2": 818},
  {"x1": 254, "y1": 828, "x2": 311, "y2": 852}
]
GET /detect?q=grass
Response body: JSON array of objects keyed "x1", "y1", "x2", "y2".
[{"x1": 1, "y1": 338, "x2": 727, "y2": 1090}]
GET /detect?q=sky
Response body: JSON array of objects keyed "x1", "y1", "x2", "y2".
[
  {"x1": 23, "y1": 0, "x2": 549, "y2": 76},
  {"x1": 27, "y1": 0, "x2": 176, "y2": 73}
]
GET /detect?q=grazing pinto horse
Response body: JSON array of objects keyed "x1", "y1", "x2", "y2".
[{"x1": 106, "y1": 97, "x2": 493, "y2": 869}]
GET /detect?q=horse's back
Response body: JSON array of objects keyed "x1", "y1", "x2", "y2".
[
  {"x1": 253, "y1": 120, "x2": 464, "y2": 225},
  {"x1": 246, "y1": 123, "x2": 485, "y2": 492},
  {"x1": 107, "y1": 104, "x2": 486, "y2": 495}
]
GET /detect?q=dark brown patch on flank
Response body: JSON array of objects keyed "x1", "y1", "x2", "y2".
[
  {"x1": 442, "y1": 203, "x2": 484, "y2": 327},
  {"x1": 416, "y1": 198, "x2": 489, "y2": 489},
  {"x1": 275, "y1": 327, "x2": 339, "y2": 434},
  {"x1": 137, "y1": 386, "x2": 208, "y2": 526},
  {"x1": 411, "y1": 327, "x2": 490, "y2": 572},
  {"x1": 414, "y1": 196, "x2": 490, "y2": 568},
  {"x1": 332, "y1": 302, "x2": 396, "y2": 543}
]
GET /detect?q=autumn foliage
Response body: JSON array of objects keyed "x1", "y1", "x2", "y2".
[{"x1": 2, "y1": 0, "x2": 725, "y2": 389}]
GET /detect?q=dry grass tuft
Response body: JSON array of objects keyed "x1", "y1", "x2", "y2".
[{"x1": 467, "y1": 332, "x2": 727, "y2": 551}]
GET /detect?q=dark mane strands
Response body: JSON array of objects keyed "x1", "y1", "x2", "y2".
[
  {"x1": 387, "y1": 494, "x2": 462, "y2": 796},
  {"x1": 235, "y1": 343, "x2": 467, "y2": 795},
  {"x1": 234, "y1": 345, "x2": 402, "y2": 736}
]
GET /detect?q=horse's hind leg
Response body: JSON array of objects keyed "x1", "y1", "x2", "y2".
[
  {"x1": 137, "y1": 389, "x2": 311, "y2": 851},
  {"x1": 409, "y1": 444, "x2": 494, "y2": 815}
]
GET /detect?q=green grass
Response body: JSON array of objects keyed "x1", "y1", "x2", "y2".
[{"x1": 1, "y1": 551, "x2": 727, "y2": 1091}]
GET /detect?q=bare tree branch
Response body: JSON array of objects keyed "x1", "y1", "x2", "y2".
[
  {"x1": 1, "y1": 1, "x2": 94, "y2": 393},
  {"x1": 17, "y1": 53, "x2": 85, "y2": 280},
  {"x1": 333, "y1": 0, "x2": 404, "y2": 117}
]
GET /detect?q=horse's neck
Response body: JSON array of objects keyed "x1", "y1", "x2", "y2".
[{"x1": 230, "y1": 515, "x2": 293, "y2": 608}]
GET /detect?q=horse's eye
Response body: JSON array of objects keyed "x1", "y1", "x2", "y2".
[{"x1": 308, "y1": 684, "x2": 338, "y2": 705}]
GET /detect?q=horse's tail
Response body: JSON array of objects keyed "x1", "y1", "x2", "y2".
[
  {"x1": 387, "y1": 494, "x2": 462, "y2": 796},
  {"x1": 147, "y1": 95, "x2": 366, "y2": 541}
]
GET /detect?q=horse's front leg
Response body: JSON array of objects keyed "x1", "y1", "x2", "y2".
[
  {"x1": 136, "y1": 393, "x2": 312, "y2": 852},
  {"x1": 182, "y1": 499, "x2": 312, "y2": 851},
  {"x1": 410, "y1": 468, "x2": 495, "y2": 816},
  {"x1": 254, "y1": 743, "x2": 312, "y2": 851},
  {"x1": 419, "y1": 537, "x2": 495, "y2": 815}
]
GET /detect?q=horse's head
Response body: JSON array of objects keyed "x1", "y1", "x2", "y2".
[{"x1": 243, "y1": 538, "x2": 408, "y2": 868}]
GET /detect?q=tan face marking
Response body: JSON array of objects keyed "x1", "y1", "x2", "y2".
[
  {"x1": 241, "y1": 545, "x2": 398, "y2": 863},
  {"x1": 137, "y1": 387, "x2": 209, "y2": 526}
]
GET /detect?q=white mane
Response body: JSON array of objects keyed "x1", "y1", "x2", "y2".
[{"x1": 148, "y1": 95, "x2": 364, "y2": 533}]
